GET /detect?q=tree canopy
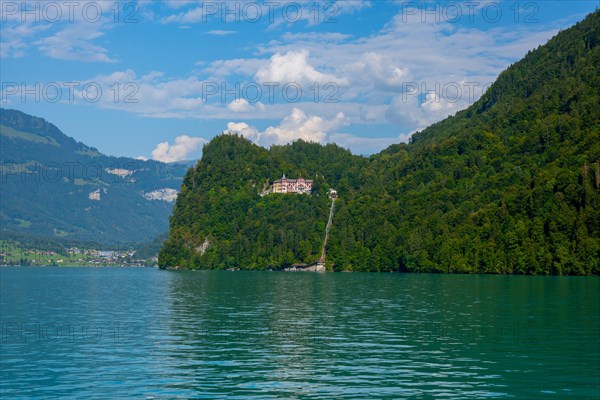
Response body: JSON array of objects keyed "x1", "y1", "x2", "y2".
[{"x1": 160, "y1": 11, "x2": 600, "y2": 275}]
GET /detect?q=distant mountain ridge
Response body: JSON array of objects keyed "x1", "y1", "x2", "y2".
[{"x1": 0, "y1": 108, "x2": 189, "y2": 244}]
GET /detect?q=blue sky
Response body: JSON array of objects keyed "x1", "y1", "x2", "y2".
[{"x1": 1, "y1": 0, "x2": 598, "y2": 161}]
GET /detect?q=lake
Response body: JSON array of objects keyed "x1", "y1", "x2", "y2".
[{"x1": 1, "y1": 267, "x2": 598, "y2": 398}]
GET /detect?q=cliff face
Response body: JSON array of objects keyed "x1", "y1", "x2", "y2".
[{"x1": 160, "y1": 11, "x2": 600, "y2": 275}]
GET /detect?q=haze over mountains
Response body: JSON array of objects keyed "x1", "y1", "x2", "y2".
[{"x1": 0, "y1": 109, "x2": 189, "y2": 244}]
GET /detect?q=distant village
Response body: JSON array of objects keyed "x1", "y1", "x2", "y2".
[{"x1": 0, "y1": 244, "x2": 157, "y2": 267}]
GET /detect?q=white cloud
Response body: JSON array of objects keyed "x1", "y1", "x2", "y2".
[
  {"x1": 227, "y1": 99, "x2": 266, "y2": 113},
  {"x1": 421, "y1": 92, "x2": 456, "y2": 113},
  {"x1": 56, "y1": 6, "x2": 564, "y2": 129},
  {"x1": 255, "y1": 49, "x2": 346, "y2": 86},
  {"x1": 34, "y1": 26, "x2": 117, "y2": 62},
  {"x1": 141, "y1": 71, "x2": 165, "y2": 82},
  {"x1": 346, "y1": 52, "x2": 410, "y2": 91},
  {"x1": 151, "y1": 135, "x2": 207, "y2": 162},
  {"x1": 160, "y1": 1, "x2": 372, "y2": 26},
  {"x1": 200, "y1": 58, "x2": 266, "y2": 79},
  {"x1": 225, "y1": 122, "x2": 261, "y2": 142},
  {"x1": 160, "y1": 5, "x2": 205, "y2": 24},
  {"x1": 50, "y1": 9, "x2": 562, "y2": 138},
  {"x1": 8, "y1": 1, "x2": 582, "y2": 156},
  {"x1": 253, "y1": 12, "x2": 563, "y2": 127},
  {"x1": 67, "y1": 70, "x2": 209, "y2": 116},
  {"x1": 0, "y1": 39, "x2": 28, "y2": 58},
  {"x1": 227, "y1": 108, "x2": 348, "y2": 147},
  {"x1": 261, "y1": 108, "x2": 348, "y2": 146},
  {"x1": 281, "y1": 32, "x2": 352, "y2": 42},
  {"x1": 168, "y1": 97, "x2": 204, "y2": 111},
  {"x1": 1, "y1": 1, "x2": 119, "y2": 62},
  {"x1": 266, "y1": 0, "x2": 372, "y2": 27},
  {"x1": 386, "y1": 90, "x2": 462, "y2": 133},
  {"x1": 0, "y1": 22, "x2": 50, "y2": 58},
  {"x1": 207, "y1": 30, "x2": 236, "y2": 36},
  {"x1": 226, "y1": 108, "x2": 407, "y2": 154},
  {"x1": 228, "y1": 99, "x2": 252, "y2": 112}
]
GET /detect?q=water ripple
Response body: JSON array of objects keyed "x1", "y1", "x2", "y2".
[{"x1": 1, "y1": 268, "x2": 599, "y2": 399}]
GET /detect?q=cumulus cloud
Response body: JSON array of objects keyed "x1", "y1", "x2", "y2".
[
  {"x1": 251, "y1": 9, "x2": 564, "y2": 129},
  {"x1": 151, "y1": 135, "x2": 207, "y2": 162},
  {"x1": 228, "y1": 99, "x2": 252, "y2": 112},
  {"x1": 421, "y1": 92, "x2": 457, "y2": 113},
  {"x1": 10, "y1": 1, "x2": 577, "y2": 156},
  {"x1": 225, "y1": 108, "x2": 408, "y2": 154},
  {"x1": 227, "y1": 99, "x2": 266, "y2": 113},
  {"x1": 261, "y1": 108, "x2": 348, "y2": 146},
  {"x1": 225, "y1": 122, "x2": 261, "y2": 142},
  {"x1": 226, "y1": 108, "x2": 348, "y2": 147},
  {"x1": 255, "y1": 49, "x2": 346, "y2": 86},
  {"x1": 346, "y1": 52, "x2": 410, "y2": 91},
  {"x1": 57, "y1": 11, "x2": 560, "y2": 127},
  {"x1": 386, "y1": 91, "x2": 461, "y2": 132}
]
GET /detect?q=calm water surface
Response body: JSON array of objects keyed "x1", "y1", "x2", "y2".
[{"x1": 1, "y1": 267, "x2": 598, "y2": 399}]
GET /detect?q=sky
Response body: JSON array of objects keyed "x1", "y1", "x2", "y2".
[{"x1": 1, "y1": 0, "x2": 598, "y2": 161}]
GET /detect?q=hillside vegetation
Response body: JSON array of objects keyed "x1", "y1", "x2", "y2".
[
  {"x1": 160, "y1": 11, "x2": 600, "y2": 274},
  {"x1": 0, "y1": 109, "x2": 188, "y2": 244}
]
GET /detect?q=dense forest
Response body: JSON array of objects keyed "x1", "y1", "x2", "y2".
[{"x1": 159, "y1": 11, "x2": 600, "y2": 275}]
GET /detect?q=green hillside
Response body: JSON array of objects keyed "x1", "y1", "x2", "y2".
[
  {"x1": 160, "y1": 11, "x2": 600, "y2": 274},
  {"x1": 158, "y1": 136, "x2": 363, "y2": 269},
  {"x1": 0, "y1": 109, "x2": 189, "y2": 244}
]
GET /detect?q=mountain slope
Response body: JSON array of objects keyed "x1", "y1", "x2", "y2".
[
  {"x1": 158, "y1": 135, "x2": 364, "y2": 269},
  {"x1": 0, "y1": 109, "x2": 189, "y2": 244},
  {"x1": 347, "y1": 11, "x2": 600, "y2": 274},
  {"x1": 160, "y1": 10, "x2": 596, "y2": 274}
]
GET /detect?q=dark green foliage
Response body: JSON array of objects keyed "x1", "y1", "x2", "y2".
[
  {"x1": 160, "y1": 135, "x2": 358, "y2": 270},
  {"x1": 161, "y1": 11, "x2": 600, "y2": 274},
  {"x1": 133, "y1": 232, "x2": 169, "y2": 260}
]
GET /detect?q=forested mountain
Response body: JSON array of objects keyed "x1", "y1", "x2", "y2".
[
  {"x1": 159, "y1": 136, "x2": 364, "y2": 269},
  {"x1": 160, "y1": 11, "x2": 596, "y2": 274},
  {"x1": 0, "y1": 109, "x2": 189, "y2": 244}
]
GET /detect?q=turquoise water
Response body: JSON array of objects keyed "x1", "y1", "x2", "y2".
[{"x1": 1, "y1": 267, "x2": 598, "y2": 398}]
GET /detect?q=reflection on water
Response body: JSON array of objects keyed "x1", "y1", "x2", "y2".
[{"x1": 1, "y1": 268, "x2": 599, "y2": 398}]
